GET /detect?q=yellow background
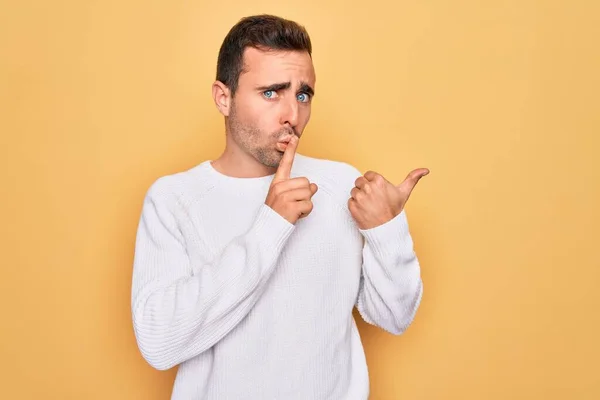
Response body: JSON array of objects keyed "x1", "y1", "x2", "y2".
[{"x1": 1, "y1": 0, "x2": 599, "y2": 399}]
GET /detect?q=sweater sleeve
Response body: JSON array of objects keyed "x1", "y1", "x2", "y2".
[
  {"x1": 355, "y1": 209, "x2": 424, "y2": 335},
  {"x1": 130, "y1": 184, "x2": 295, "y2": 370}
]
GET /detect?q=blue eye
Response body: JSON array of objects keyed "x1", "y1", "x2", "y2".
[
  {"x1": 297, "y1": 93, "x2": 310, "y2": 103},
  {"x1": 263, "y1": 90, "x2": 275, "y2": 98}
]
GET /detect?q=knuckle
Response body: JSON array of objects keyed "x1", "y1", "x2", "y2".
[{"x1": 305, "y1": 201, "x2": 313, "y2": 212}]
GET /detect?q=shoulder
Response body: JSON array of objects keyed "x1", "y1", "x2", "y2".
[{"x1": 142, "y1": 161, "x2": 215, "y2": 210}]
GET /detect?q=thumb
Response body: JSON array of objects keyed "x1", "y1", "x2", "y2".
[
  {"x1": 310, "y1": 182, "x2": 318, "y2": 196},
  {"x1": 397, "y1": 168, "x2": 429, "y2": 198}
]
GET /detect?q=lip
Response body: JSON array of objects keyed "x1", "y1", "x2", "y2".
[
  {"x1": 278, "y1": 136, "x2": 293, "y2": 144},
  {"x1": 276, "y1": 140, "x2": 291, "y2": 152}
]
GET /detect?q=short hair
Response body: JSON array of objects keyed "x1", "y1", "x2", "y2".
[{"x1": 216, "y1": 14, "x2": 312, "y2": 95}]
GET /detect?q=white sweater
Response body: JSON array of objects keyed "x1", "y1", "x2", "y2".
[{"x1": 131, "y1": 153, "x2": 423, "y2": 400}]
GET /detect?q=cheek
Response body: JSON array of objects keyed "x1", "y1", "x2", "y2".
[
  {"x1": 298, "y1": 106, "x2": 312, "y2": 129},
  {"x1": 244, "y1": 97, "x2": 274, "y2": 125},
  {"x1": 250, "y1": 102, "x2": 284, "y2": 134},
  {"x1": 233, "y1": 93, "x2": 263, "y2": 120},
  {"x1": 246, "y1": 96, "x2": 265, "y2": 114}
]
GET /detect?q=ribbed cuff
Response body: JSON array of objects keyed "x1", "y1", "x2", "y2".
[{"x1": 358, "y1": 210, "x2": 414, "y2": 260}]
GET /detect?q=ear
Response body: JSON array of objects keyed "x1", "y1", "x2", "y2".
[{"x1": 212, "y1": 81, "x2": 232, "y2": 116}]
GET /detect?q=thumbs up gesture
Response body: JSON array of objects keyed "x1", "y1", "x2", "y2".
[{"x1": 348, "y1": 168, "x2": 429, "y2": 230}]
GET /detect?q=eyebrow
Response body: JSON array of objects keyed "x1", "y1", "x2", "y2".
[
  {"x1": 256, "y1": 81, "x2": 315, "y2": 97},
  {"x1": 300, "y1": 83, "x2": 315, "y2": 97}
]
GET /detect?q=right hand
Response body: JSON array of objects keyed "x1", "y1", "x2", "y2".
[{"x1": 265, "y1": 135, "x2": 318, "y2": 224}]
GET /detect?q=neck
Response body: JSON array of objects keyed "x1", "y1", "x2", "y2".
[{"x1": 211, "y1": 140, "x2": 277, "y2": 179}]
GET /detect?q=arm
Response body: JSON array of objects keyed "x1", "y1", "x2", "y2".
[
  {"x1": 131, "y1": 185, "x2": 294, "y2": 370},
  {"x1": 355, "y1": 209, "x2": 423, "y2": 335}
]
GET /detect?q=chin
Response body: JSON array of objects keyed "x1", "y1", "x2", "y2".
[{"x1": 254, "y1": 149, "x2": 280, "y2": 169}]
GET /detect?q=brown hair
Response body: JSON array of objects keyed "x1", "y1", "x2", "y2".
[{"x1": 216, "y1": 14, "x2": 312, "y2": 95}]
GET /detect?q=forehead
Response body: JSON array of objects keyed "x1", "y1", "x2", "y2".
[{"x1": 239, "y1": 47, "x2": 316, "y2": 86}]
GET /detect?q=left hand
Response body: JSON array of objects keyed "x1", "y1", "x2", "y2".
[{"x1": 348, "y1": 168, "x2": 430, "y2": 230}]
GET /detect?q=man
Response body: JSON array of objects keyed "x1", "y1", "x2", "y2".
[{"x1": 131, "y1": 14, "x2": 429, "y2": 400}]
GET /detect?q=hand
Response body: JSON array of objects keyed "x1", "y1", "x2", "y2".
[
  {"x1": 265, "y1": 135, "x2": 318, "y2": 224},
  {"x1": 348, "y1": 168, "x2": 429, "y2": 230}
]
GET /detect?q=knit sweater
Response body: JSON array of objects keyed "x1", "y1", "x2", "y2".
[{"x1": 131, "y1": 153, "x2": 423, "y2": 400}]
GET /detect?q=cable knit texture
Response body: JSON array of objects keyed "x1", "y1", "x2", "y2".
[{"x1": 131, "y1": 153, "x2": 423, "y2": 400}]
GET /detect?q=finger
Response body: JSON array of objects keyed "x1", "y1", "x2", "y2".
[
  {"x1": 274, "y1": 177, "x2": 311, "y2": 192},
  {"x1": 354, "y1": 176, "x2": 367, "y2": 189},
  {"x1": 363, "y1": 170, "x2": 387, "y2": 187},
  {"x1": 273, "y1": 135, "x2": 298, "y2": 183},
  {"x1": 397, "y1": 168, "x2": 430, "y2": 198},
  {"x1": 363, "y1": 170, "x2": 379, "y2": 182},
  {"x1": 297, "y1": 199, "x2": 314, "y2": 218},
  {"x1": 347, "y1": 197, "x2": 361, "y2": 213},
  {"x1": 402, "y1": 168, "x2": 430, "y2": 185},
  {"x1": 283, "y1": 187, "x2": 315, "y2": 201}
]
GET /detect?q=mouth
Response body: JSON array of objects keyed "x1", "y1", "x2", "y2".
[
  {"x1": 276, "y1": 142, "x2": 289, "y2": 152},
  {"x1": 276, "y1": 136, "x2": 295, "y2": 152},
  {"x1": 278, "y1": 135, "x2": 293, "y2": 144}
]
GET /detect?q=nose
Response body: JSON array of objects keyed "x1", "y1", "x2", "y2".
[{"x1": 280, "y1": 96, "x2": 299, "y2": 128}]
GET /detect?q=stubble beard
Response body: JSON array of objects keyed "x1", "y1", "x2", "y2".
[{"x1": 227, "y1": 103, "x2": 295, "y2": 168}]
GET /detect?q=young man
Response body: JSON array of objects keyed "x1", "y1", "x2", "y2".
[{"x1": 131, "y1": 14, "x2": 429, "y2": 400}]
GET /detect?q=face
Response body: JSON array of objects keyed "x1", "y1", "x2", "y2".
[{"x1": 216, "y1": 47, "x2": 316, "y2": 168}]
